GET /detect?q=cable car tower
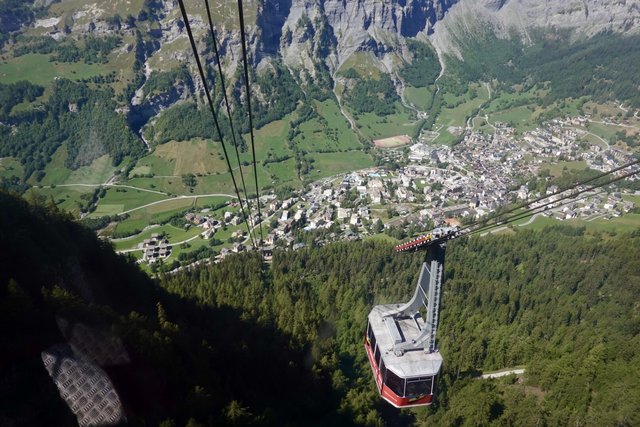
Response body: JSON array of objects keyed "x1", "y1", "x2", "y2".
[{"x1": 365, "y1": 227, "x2": 459, "y2": 408}]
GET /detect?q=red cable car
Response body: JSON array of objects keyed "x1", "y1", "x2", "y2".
[{"x1": 365, "y1": 230, "x2": 455, "y2": 408}]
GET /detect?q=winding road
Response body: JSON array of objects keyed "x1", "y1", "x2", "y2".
[
  {"x1": 41, "y1": 182, "x2": 168, "y2": 195},
  {"x1": 117, "y1": 193, "x2": 236, "y2": 216}
]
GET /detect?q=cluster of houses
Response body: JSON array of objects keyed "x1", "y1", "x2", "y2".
[
  {"x1": 145, "y1": 112, "x2": 639, "y2": 269},
  {"x1": 140, "y1": 234, "x2": 172, "y2": 263},
  {"x1": 537, "y1": 192, "x2": 635, "y2": 221}
]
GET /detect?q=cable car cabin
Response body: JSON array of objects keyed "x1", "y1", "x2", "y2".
[
  {"x1": 365, "y1": 309, "x2": 442, "y2": 407},
  {"x1": 365, "y1": 242, "x2": 447, "y2": 408}
]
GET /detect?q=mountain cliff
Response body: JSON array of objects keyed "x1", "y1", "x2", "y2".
[
  {"x1": 2, "y1": 0, "x2": 640, "y2": 185},
  {"x1": 9, "y1": 0, "x2": 640, "y2": 81},
  {"x1": 431, "y1": 0, "x2": 640, "y2": 57},
  {"x1": 262, "y1": 0, "x2": 456, "y2": 73}
]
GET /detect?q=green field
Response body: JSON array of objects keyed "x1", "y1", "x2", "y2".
[
  {"x1": 134, "y1": 139, "x2": 228, "y2": 176},
  {"x1": 354, "y1": 103, "x2": 420, "y2": 140},
  {"x1": 624, "y1": 195, "x2": 640, "y2": 205},
  {"x1": 432, "y1": 84, "x2": 491, "y2": 143},
  {"x1": 111, "y1": 197, "x2": 201, "y2": 237},
  {"x1": 306, "y1": 151, "x2": 373, "y2": 180},
  {"x1": 488, "y1": 106, "x2": 534, "y2": 128},
  {"x1": 404, "y1": 86, "x2": 433, "y2": 111},
  {"x1": 66, "y1": 155, "x2": 118, "y2": 184},
  {"x1": 112, "y1": 223, "x2": 204, "y2": 251},
  {"x1": 581, "y1": 133, "x2": 609, "y2": 150},
  {"x1": 294, "y1": 100, "x2": 361, "y2": 152},
  {"x1": 539, "y1": 160, "x2": 589, "y2": 178},
  {"x1": 0, "y1": 158, "x2": 24, "y2": 179},
  {"x1": 48, "y1": 0, "x2": 145, "y2": 27},
  {"x1": 247, "y1": 115, "x2": 294, "y2": 160},
  {"x1": 25, "y1": 185, "x2": 94, "y2": 215},
  {"x1": 194, "y1": 195, "x2": 231, "y2": 209},
  {"x1": 587, "y1": 122, "x2": 620, "y2": 142},
  {"x1": 264, "y1": 158, "x2": 300, "y2": 184},
  {"x1": 0, "y1": 54, "x2": 108, "y2": 87},
  {"x1": 126, "y1": 99, "x2": 372, "y2": 194},
  {"x1": 131, "y1": 153, "x2": 176, "y2": 177},
  {"x1": 516, "y1": 213, "x2": 640, "y2": 234},
  {"x1": 109, "y1": 194, "x2": 234, "y2": 229},
  {"x1": 91, "y1": 187, "x2": 167, "y2": 214},
  {"x1": 337, "y1": 52, "x2": 385, "y2": 80},
  {"x1": 432, "y1": 128, "x2": 459, "y2": 145},
  {"x1": 31, "y1": 143, "x2": 125, "y2": 186}
]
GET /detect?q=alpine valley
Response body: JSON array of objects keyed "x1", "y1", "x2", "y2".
[{"x1": 1, "y1": 1, "x2": 640, "y2": 424}]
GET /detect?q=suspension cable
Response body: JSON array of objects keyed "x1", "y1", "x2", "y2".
[
  {"x1": 403, "y1": 164, "x2": 640, "y2": 251},
  {"x1": 237, "y1": 0, "x2": 265, "y2": 253},
  {"x1": 177, "y1": 0, "x2": 256, "y2": 247},
  {"x1": 467, "y1": 190, "x2": 607, "y2": 238},
  {"x1": 203, "y1": 0, "x2": 257, "y2": 247},
  {"x1": 465, "y1": 167, "x2": 640, "y2": 237},
  {"x1": 458, "y1": 158, "x2": 640, "y2": 235}
]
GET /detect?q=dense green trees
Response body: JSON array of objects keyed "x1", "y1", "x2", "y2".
[
  {"x1": 0, "y1": 79, "x2": 143, "y2": 179},
  {"x1": 0, "y1": 81, "x2": 43, "y2": 117},
  {"x1": 2, "y1": 190, "x2": 639, "y2": 425},
  {"x1": 0, "y1": 0, "x2": 43, "y2": 45},
  {"x1": 449, "y1": 30, "x2": 640, "y2": 107},
  {"x1": 344, "y1": 74, "x2": 399, "y2": 115},
  {"x1": 144, "y1": 65, "x2": 193, "y2": 97},
  {"x1": 13, "y1": 35, "x2": 122, "y2": 64},
  {"x1": 150, "y1": 102, "x2": 216, "y2": 144},
  {"x1": 252, "y1": 63, "x2": 305, "y2": 128},
  {"x1": 163, "y1": 226, "x2": 640, "y2": 425},
  {"x1": 400, "y1": 40, "x2": 441, "y2": 87},
  {"x1": 147, "y1": 63, "x2": 304, "y2": 145},
  {"x1": 0, "y1": 191, "x2": 344, "y2": 426}
]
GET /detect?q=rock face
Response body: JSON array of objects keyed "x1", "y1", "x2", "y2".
[
  {"x1": 257, "y1": 0, "x2": 458, "y2": 72},
  {"x1": 431, "y1": 0, "x2": 640, "y2": 57},
  {"x1": 128, "y1": 79, "x2": 193, "y2": 136}
]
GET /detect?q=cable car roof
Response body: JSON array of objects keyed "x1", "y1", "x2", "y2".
[{"x1": 368, "y1": 304, "x2": 443, "y2": 378}]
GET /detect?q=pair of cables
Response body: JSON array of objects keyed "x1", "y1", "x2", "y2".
[
  {"x1": 177, "y1": 0, "x2": 264, "y2": 255},
  {"x1": 460, "y1": 159, "x2": 640, "y2": 238}
]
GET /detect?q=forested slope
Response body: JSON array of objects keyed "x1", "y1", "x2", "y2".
[{"x1": 2, "y1": 190, "x2": 639, "y2": 425}]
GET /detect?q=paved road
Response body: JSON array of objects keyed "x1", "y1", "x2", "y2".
[
  {"x1": 117, "y1": 193, "x2": 236, "y2": 215},
  {"x1": 117, "y1": 231, "x2": 203, "y2": 254},
  {"x1": 480, "y1": 368, "x2": 525, "y2": 379},
  {"x1": 565, "y1": 126, "x2": 610, "y2": 150},
  {"x1": 519, "y1": 213, "x2": 541, "y2": 226},
  {"x1": 41, "y1": 182, "x2": 168, "y2": 195}
]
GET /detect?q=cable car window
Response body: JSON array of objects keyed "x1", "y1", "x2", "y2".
[
  {"x1": 384, "y1": 369, "x2": 405, "y2": 397},
  {"x1": 374, "y1": 345, "x2": 381, "y2": 367},
  {"x1": 368, "y1": 323, "x2": 376, "y2": 349},
  {"x1": 379, "y1": 359, "x2": 385, "y2": 377},
  {"x1": 404, "y1": 376, "x2": 433, "y2": 398}
]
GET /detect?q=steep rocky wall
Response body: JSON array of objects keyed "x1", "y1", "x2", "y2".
[
  {"x1": 431, "y1": 0, "x2": 640, "y2": 58},
  {"x1": 257, "y1": 0, "x2": 458, "y2": 72}
]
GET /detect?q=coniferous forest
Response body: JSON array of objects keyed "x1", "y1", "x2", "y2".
[{"x1": 1, "y1": 190, "x2": 639, "y2": 426}]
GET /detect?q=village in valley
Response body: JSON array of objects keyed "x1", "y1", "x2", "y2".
[{"x1": 125, "y1": 111, "x2": 640, "y2": 272}]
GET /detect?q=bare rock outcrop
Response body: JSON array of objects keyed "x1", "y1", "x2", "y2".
[
  {"x1": 431, "y1": 0, "x2": 640, "y2": 58},
  {"x1": 258, "y1": 0, "x2": 458, "y2": 73}
]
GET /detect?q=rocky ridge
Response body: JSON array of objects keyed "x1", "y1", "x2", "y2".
[
  {"x1": 430, "y1": 0, "x2": 640, "y2": 58},
  {"x1": 261, "y1": 0, "x2": 457, "y2": 74}
]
